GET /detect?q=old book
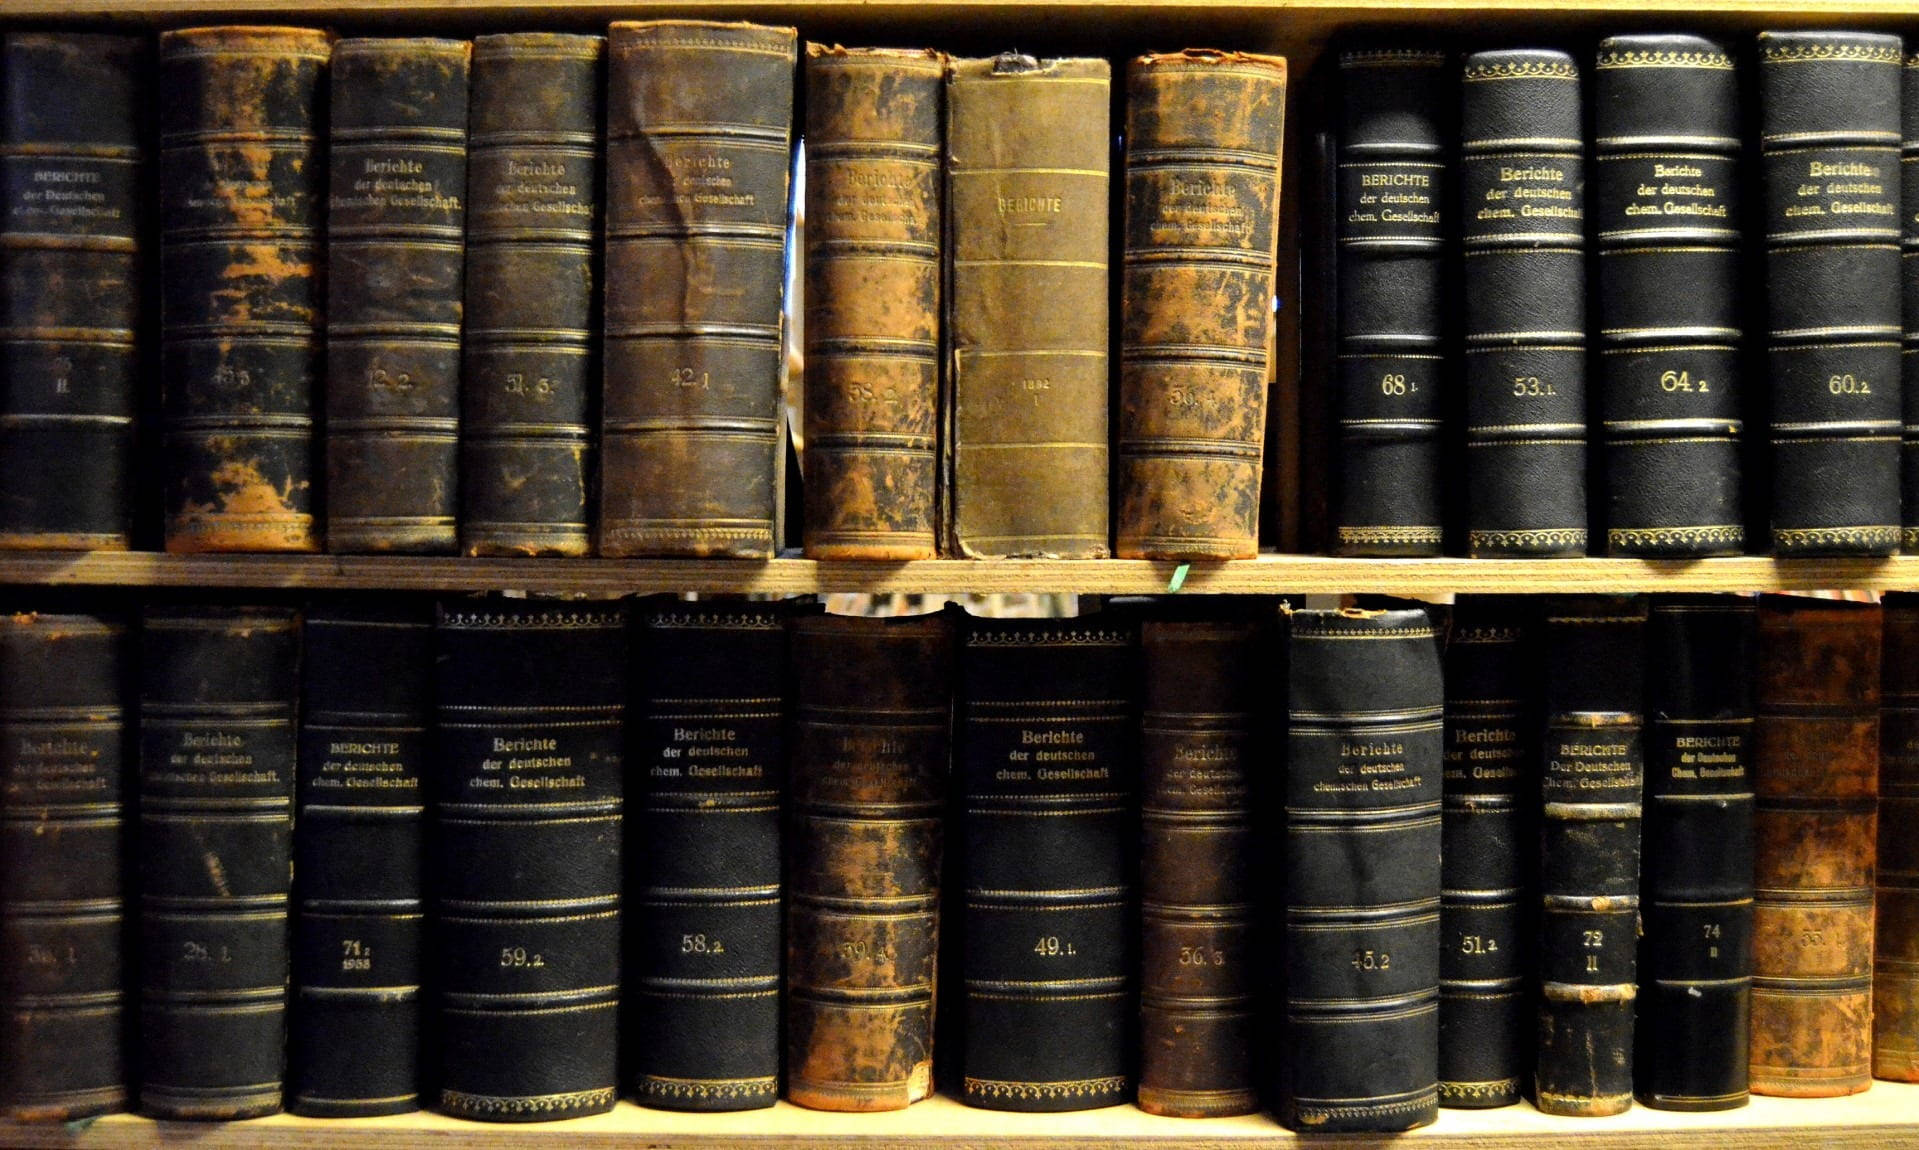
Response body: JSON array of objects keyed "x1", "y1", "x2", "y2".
[
  {"x1": 801, "y1": 45, "x2": 944, "y2": 560},
  {"x1": 602, "y1": 21, "x2": 796, "y2": 558},
  {"x1": 1116, "y1": 50, "x2": 1286, "y2": 560},
  {"x1": 137, "y1": 605, "x2": 299, "y2": 1120},
  {"x1": 432, "y1": 600, "x2": 626, "y2": 1121},
  {"x1": 158, "y1": 27, "x2": 329, "y2": 553},
  {"x1": 0, "y1": 34, "x2": 143, "y2": 551},
  {"x1": 1459, "y1": 50, "x2": 1587, "y2": 558},
  {"x1": 325, "y1": 38, "x2": 470, "y2": 554},
  {"x1": 290, "y1": 603, "x2": 431, "y2": 1117},
  {"x1": 787, "y1": 607, "x2": 953, "y2": 1111},
  {"x1": 628, "y1": 599, "x2": 786, "y2": 1111},
  {"x1": 1331, "y1": 48, "x2": 1447, "y2": 557},
  {"x1": 1759, "y1": 32, "x2": 1904, "y2": 556},
  {"x1": 1752, "y1": 596, "x2": 1878, "y2": 1096},
  {"x1": 1638, "y1": 596, "x2": 1756, "y2": 1111},
  {"x1": 1593, "y1": 37, "x2": 1744, "y2": 556},
  {"x1": 461, "y1": 33, "x2": 601, "y2": 558},
  {"x1": 1907, "y1": 56, "x2": 1919, "y2": 554},
  {"x1": 1878, "y1": 594, "x2": 1919, "y2": 1080},
  {"x1": 0, "y1": 611, "x2": 128, "y2": 1121},
  {"x1": 945, "y1": 54, "x2": 1111, "y2": 559}
]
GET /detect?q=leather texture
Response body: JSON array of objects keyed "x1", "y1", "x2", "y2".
[
  {"x1": 1880, "y1": 593, "x2": 1919, "y2": 1081},
  {"x1": 1906, "y1": 59, "x2": 1919, "y2": 554}
]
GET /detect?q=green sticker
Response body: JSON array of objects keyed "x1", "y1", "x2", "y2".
[{"x1": 1167, "y1": 563, "x2": 1190, "y2": 593}]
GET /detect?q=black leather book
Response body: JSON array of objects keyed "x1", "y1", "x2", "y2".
[
  {"x1": 1638, "y1": 596, "x2": 1755, "y2": 1111},
  {"x1": 1904, "y1": 54, "x2": 1919, "y2": 554},
  {"x1": 1592, "y1": 37, "x2": 1744, "y2": 556},
  {"x1": 290, "y1": 603, "x2": 432, "y2": 1117},
  {"x1": 432, "y1": 600, "x2": 626, "y2": 1121},
  {"x1": 137, "y1": 605, "x2": 299, "y2": 1120},
  {"x1": 627, "y1": 598, "x2": 785, "y2": 1111},
  {"x1": 1438, "y1": 598, "x2": 1538, "y2": 1109},
  {"x1": 954, "y1": 614, "x2": 1137, "y2": 1112},
  {"x1": 1759, "y1": 31, "x2": 1904, "y2": 556},
  {"x1": 1333, "y1": 47, "x2": 1447, "y2": 557},
  {"x1": 0, "y1": 611, "x2": 129, "y2": 1121},
  {"x1": 1536, "y1": 597, "x2": 1645, "y2": 1116},
  {"x1": 1460, "y1": 50, "x2": 1587, "y2": 557}
]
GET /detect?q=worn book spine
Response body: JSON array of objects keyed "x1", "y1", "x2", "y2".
[
  {"x1": 628, "y1": 600, "x2": 785, "y2": 1111},
  {"x1": 158, "y1": 27, "x2": 328, "y2": 553},
  {"x1": 290, "y1": 604, "x2": 431, "y2": 1117},
  {"x1": 787, "y1": 609, "x2": 953, "y2": 1111},
  {"x1": 1593, "y1": 37, "x2": 1745, "y2": 557},
  {"x1": 801, "y1": 45, "x2": 943, "y2": 560},
  {"x1": 1638, "y1": 597, "x2": 1756, "y2": 1111},
  {"x1": 1438, "y1": 599, "x2": 1536, "y2": 1109},
  {"x1": 1759, "y1": 31, "x2": 1904, "y2": 556},
  {"x1": 0, "y1": 612, "x2": 128, "y2": 1121},
  {"x1": 945, "y1": 54, "x2": 1111, "y2": 559},
  {"x1": 1906, "y1": 57, "x2": 1919, "y2": 554},
  {"x1": 1459, "y1": 50, "x2": 1587, "y2": 558},
  {"x1": 1117, "y1": 50, "x2": 1286, "y2": 560},
  {"x1": 1877, "y1": 594, "x2": 1919, "y2": 1080},
  {"x1": 0, "y1": 34, "x2": 143, "y2": 551},
  {"x1": 137, "y1": 605, "x2": 298, "y2": 1120},
  {"x1": 1331, "y1": 48, "x2": 1446, "y2": 558},
  {"x1": 601, "y1": 20, "x2": 795, "y2": 559},
  {"x1": 461, "y1": 33, "x2": 601, "y2": 558},
  {"x1": 432, "y1": 600, "x2": 625, "y2": 1121},
  {"x1": 1751, "y1": 597, "x2": 1878, "y2": 1096}
]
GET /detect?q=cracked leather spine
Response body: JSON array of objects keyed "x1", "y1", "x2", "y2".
[
  {"x1": 1905, "y1": 58, "x2": 1919, "y2": 553},
  {"x1": 1879, "y1": 593, "x2": 1919, "y2": 1082}
]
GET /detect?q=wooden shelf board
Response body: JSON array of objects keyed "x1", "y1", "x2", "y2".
[{"x1": 18, "y1": 0, "x2": 1919, "y2": 15}]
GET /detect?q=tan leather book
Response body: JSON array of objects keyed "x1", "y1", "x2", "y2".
[{"x1": 1878, "y1": 593, "x2": 1919, "y2": 1081}]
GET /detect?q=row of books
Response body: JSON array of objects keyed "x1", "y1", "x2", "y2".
[{"x1": 1, "y1": 591, "x2": 1914, "y2": 1128}]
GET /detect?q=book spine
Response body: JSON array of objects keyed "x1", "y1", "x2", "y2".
[
  {"x1": 1878, "y1": 594, "x2": 1919, "y2": 1081},
  {"x1": 801, "y1": 45, "x2": 944, "y2": 560},
  {"x1": 0, "y1": 613, "x2": 128, "y2": 1121},
  {"x1": 945, "y1": 54, "x2": 1111, "y2": 559},
  {"x1": 157, "y1": 27, "x2": 328, "y2": 554},
  {"x1": 1751, "y1": 597, "x2": 1878, "y2": 1097},
  {"x1": 1459, "y1": 50, "x2": 1587, "y2": 558},
  {"x1": 290, "y1": 605, "x2": 431, "y2": 1117},
  {"x1": 1906, "y1": 56, "x2": 1919, "y2": 554},
  {"x1": 628, "y1": 601, "x2": 786, "y2": 1111},
  {"x1": 432, "y1": 601, "x2": 626, "y2": 1122},
  {"x1": 461, "y1": 33, "x2": 601, "y2": 558},
  {"x1": 1117, "y1": 50, "x2": 1286, "y2": 561},
  {"x1": 0, "y1": 34, "x2": 143, "y2": 551},
  {"x1": 1331, "y1": 48, "x2": 1446, "y2": 558},
  {"x1": 1759, "y1": 31, "x2": 1905, "y2": 556},
  {"x1": 786, "y1": 610, "x2": 953, "y2": 1112},
  {"x1": 1638, "y1": 597, "x2": 1756, "y2": 1111},
  {"x1": 601, "y1": 20, "x2": 795, "y2": 559},
  {"x1": 1592, "y1": 37, "x2": 1745, "y2": 557},
  {"x1": 137, "y1": 605, "x2": 299, "y2": 1120}
]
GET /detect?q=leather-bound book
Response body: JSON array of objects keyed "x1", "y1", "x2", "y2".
[
  {"x1": 1878, "y1": 594, "x2": 1919, "y2": 1080},
  {"x1": 158, "y1": 28, "x2": 328, "y2": 553},
  {"x1": 1536, "y1": 597, "x2": 1645, "y2": 1117},
  {"x1": 1116, "y1": 50, "x2": 1286, "y2": 560},
  {"x1": 1906, "y1": 57, "x2": 1919, "y2": 554},
  {"x1": 1638, "y1": 596, "x2": 1756, "y2": 1111},
  {"x1": 0, "y1": 612, "x2": 128, "y2": 1120},
  {"x1": 0, "y1": 35, "x2": 143, "y2": 551},
  {"x1": 137, "y1": 605, "x2": 299, "y2": 1120},
  {"x1": 1759, "y1": 32, "x2": 1904, "y2": 556},
  {"x1": 290, "y1": 603, "x2": 431, "y2": 1117},
  {"x1": 954, "y1": 613, "x2": 1136, "y2": 1112},
  {"x1": 801, "y1": 45, "x2": 943, "y2": 560},
  {"x1": 1459, "y1": 50, "x2": 1587, "y2": 558},
  {"x1": 432, "y1": 600, "x2": 626, "y2": 1121},
  {"x1": 787, "y1": 607, "x2": 953, "y2": 1111},
  {"x1": 628, "y1": 598, "x2": 786, "y2": 1111},
  {"x1": 1593, "y1": 37, "x2": 1744, "y2": 556},
  {"x1": 945, "y1": 54, "x2": 1111, "y2": 559},
  {"x1": 1751, "y1": 596, "x2": 1878, "y2": 1096},
  {"x1": 1331, "y1": 48, "x2": 1446, "y2": 557},
  {"x1": 325, "y1": 38, "x2": 470, "y2": 554},
  {"x1": 461, "y1": 33, "x2": 601, "y2": 558},
  {"x1": 602, "y1": 21, "x2": 796, "y2": 558}
]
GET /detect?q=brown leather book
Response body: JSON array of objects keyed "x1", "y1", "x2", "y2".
[
  {"x1": 801, "y1": 45, "x2": 944, "y2": 560},
  {"x1": 602, "y1": 21, "x2": 796, "y2": 558},
  {"x1": 1116, "y1": 51, "x2": 1286, "y2": 560},
  {"x1": 1751, "y1": 596, "x2": 1879, "y2": 1097},
  {"x1": 1879, "y1": 593, "x2": 1919, "y2": 1081},
  {"x1": 944, "y1": 54, "x2": 1111, "y2": 559}
]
